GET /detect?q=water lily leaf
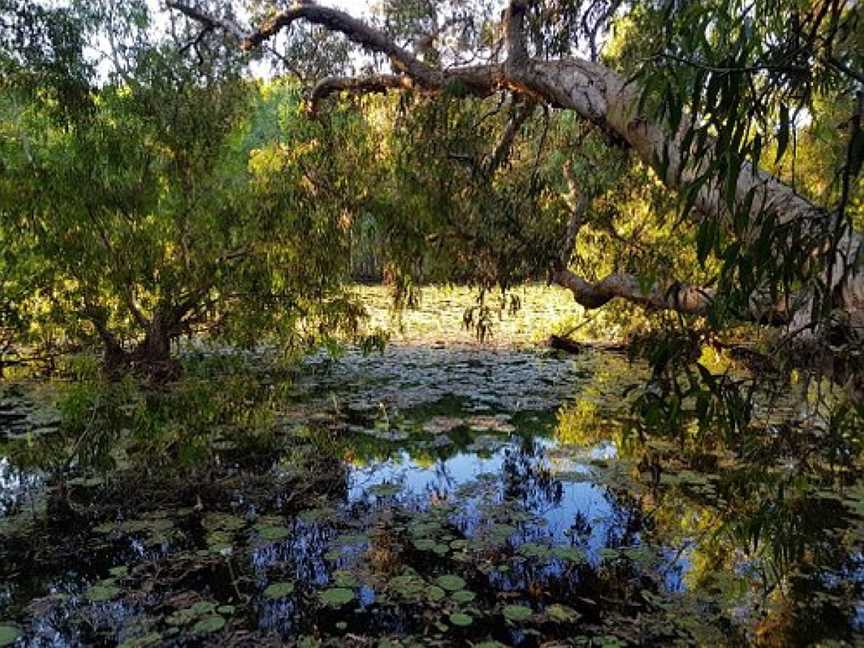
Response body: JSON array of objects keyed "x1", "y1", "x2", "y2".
[
  {"x1": 503, "y1": 605, "x2": 533, "y2": 622},
  {"x1": 192, "y1": 616, "x2": 225, "y2": 634},
  {"x1": 435, "y1": 575, "x2": 466, "y2": 591},
  {"x1": 451, "y1": 590, "x2": 476, "y2": 604},
  {"x1": 413, "y1": 538, "x2": 436, "y2": 551},
  {"x1": 298, "y1": 507, "x2": 336, "y2": 523},
  {"x1": 263, "y1": 582, "x2": 295, "y2": 599},
  {"x1": 86, "y1": 584, "x2": 121, "y2": 602},
  {"x1": 217, "y1": 605, "x2": 236, "y2": 615},
  {"x1": 117, "y1": 631, "x2": 162, "y2": 648},
  {"x1": 190, "y1": 601, "x2": 216, "y2": 615},
  {"x1": 432, "y1": 543, "x2": 449, "y2": 555},
  {"x1": 255, "y1": 525, "x2": 290, "y2": 542},
  {"x1": 426, "y1": 586, "x2": 446, "y2": 602},
  {"x1": 449, "y1": 612, "x2": 473, "y2": 627},
  {"x1": 0, "y1": 625, "x2": 21, "y2": 647},
  {"x1": 546, "y1": 603, "x2": 580, "y2": 623},
  {"x1": 550, "y1": 546, "x2": 586, "y2": 563},
  {"x1": 333, "y1": 571, "x2": 358, "y2": 588},
  {"x1": 203, "y1": 513, "x2": 245, "y2": 531},
  {"x1": 389, "y1": 574, "x2": 426, "y2": 599},
  {"x1": 166, "y1": 609, "x2": 196, "y2": 626},
  {"x1": 109, "y1": 565, "x2": 128, "y2": 578},
  {"x1": 485, "y1": 524, "x2": 517, "y2": 545},
  {"x1": 517, "y1": 543, "x2": 549, "y2": 559},
  {"x1": 320, "y1": 587, "x2": 354, "y2": 607}
]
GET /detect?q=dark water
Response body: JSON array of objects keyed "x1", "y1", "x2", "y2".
[{"x1": 0, "y1": 347, "x2": 862, "y2": 646}]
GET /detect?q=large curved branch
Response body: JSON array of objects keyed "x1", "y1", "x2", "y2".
[
  {"x1": 552, "y1": 269, "x2": 715, "y2": 314},
  {"x1": 167, "y1": 0, "x2": 442, "y2": 87},
  {"x1": 552, "y1": 269, "x2": 792, "y2": 324},
  {"x1": 310, "y1": 64, "x2": 504, "y2": 111}
]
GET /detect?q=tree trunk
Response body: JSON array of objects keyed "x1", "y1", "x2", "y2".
[{"x1": 98, "y1": 310, "x2": 180, "y2": 381}]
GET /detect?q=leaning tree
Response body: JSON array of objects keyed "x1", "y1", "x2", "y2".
[{"x1": 165, "y1": 0, "x2": 863, "y2": 351}]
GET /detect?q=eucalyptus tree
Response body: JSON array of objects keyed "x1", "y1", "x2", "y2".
[
  {"x1": 0, "y1": 1, "x2": 379, "y2": 375},
  {"x1": 166, "y1": 0, "x2": 864, "y2": 359}
]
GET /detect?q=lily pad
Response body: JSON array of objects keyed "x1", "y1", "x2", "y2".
[
  {"x1": 550, "y1": 546, "x2": 586, "y2": 563},
  {"x1": 86, "y1": 584, "x2": 121, "y2": 602},
  {"x1": 435, "y1": 574, "x2": 466, "y2": 591},
  {"x1": 192, "y1": 616, "x2": 225, "y2": 634},
  {"x1": 449, "y1": 612, "x2": 473, "y2": 627},
  {"x1": 263, "y1": 582, "x2": 295, "y2": 599},
  {"x1": 333, "y1": 571, "x2": 359, "y2": 588},
  {"x1": 503, "y1": 604, "x2": 533, "y2": 622},
  {"x1": 0, "y1": 625, "x2": 21, "y2": 647},
  {"x1": 190, "y1": 601, "x2": 216, "y2": 615},
  {"x1": 203, "y1": 513, "x2": 245, "y2": 531},
  {"x1": 422, "y1": 585, "x2": 444, "y2": 602},
  {"x1": 117, "y1": 632, "x2": 162, "y2": 648},
  {"x1": 451, "y1": 590, "x2": 476, "y2": 604},
  {"x1": 298, "y1": 507, "x2": 337, "y2": 523},
  {"x1": 517, "y1": 542, "x2": 549, "y2": 559},
  {"x1": 320, "y1": 587, "x2": 354, "y2": 607},
  {"x1": 546, "y1": 603, "x2": 581, "y2": 623},
  {"x1": 389, "y1": 574, "x2": 427, "y2": 599},
  {"x1": 255, "y1": 525, "x2": 290, "y2": 542}
]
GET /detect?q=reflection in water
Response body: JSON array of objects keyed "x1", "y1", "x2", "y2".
[{"x1": 0, "y1": 348, "x2": 862, "y2": 646}]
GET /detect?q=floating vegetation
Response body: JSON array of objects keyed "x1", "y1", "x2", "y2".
[
  {"x1": 85, "y1": 582, "x2": 122, "y2": 602},
  {"x1": 319, "y1": 587, "x2": 355, "y2": 607},
  {"x1": 545, "y1": 603, "x2": 580, "y2": 623},
  {"x1": 435, "y1": 575, "x2": 467, "y2": 591},
  {"x1": 502, "y1": 605, "x2": 534, "y2": 623},
  {"x1": 1, "y1": 328, "x2": 862, "y2": 646},
  {"x1": 192, "y1": 615, "x2": 226, "y2": 633},
  {"x1": 449, "y1": 612, "x2": 473, "y2": 626},
  {"x1": 263, "y1": 582, "x2": 295, "y2": 599}
]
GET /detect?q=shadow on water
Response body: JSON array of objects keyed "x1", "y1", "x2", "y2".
[{"x1": 0, "y1": 346, "x2": 862, "y2": 646}]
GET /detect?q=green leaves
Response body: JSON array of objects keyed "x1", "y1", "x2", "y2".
[
  {"x1": 319, "y1": 588, "x2": 355, "y2": 607},
  {"x1": 502, "y1": 604, "x2": 533, "y2": 622},
  {"x1": 435, "y1": 575, "x2": 466, "y2": 591},
  {"x1": 0, "y1": 625, "x2": 21, "y2": 647},
  {"x1": 263, "y1": 582, "x2": 295, "y2": 599}
]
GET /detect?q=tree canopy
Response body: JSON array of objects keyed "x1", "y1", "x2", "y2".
[{"x1": 0, "y1": 0, "x2": 862, "y2": 383}]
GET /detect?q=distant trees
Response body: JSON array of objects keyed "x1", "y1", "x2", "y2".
[{"x1": 0, "y1": 2, "x2": 381, "y2": 376}]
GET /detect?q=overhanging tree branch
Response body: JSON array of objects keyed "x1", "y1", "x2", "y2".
[{"x1": 167, "y1": 0, "x2": 864, "y2": 333}]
